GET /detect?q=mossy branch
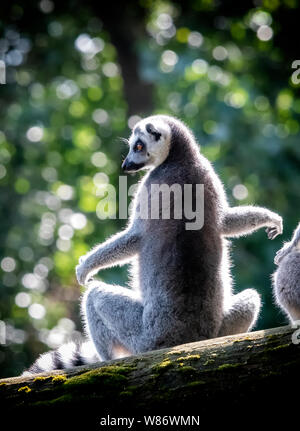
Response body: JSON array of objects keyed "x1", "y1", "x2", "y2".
[{"x1": 1, "y1": 325, "x2": 299, "y2": 426}]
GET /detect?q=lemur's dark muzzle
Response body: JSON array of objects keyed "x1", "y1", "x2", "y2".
[{"x1": 122, "y1": 158, "x2": 145, "y2": 173}]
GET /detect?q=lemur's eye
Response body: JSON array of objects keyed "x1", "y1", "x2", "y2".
[{"x1": 134, "y1": 139, "x2": 144, "y2": 152}]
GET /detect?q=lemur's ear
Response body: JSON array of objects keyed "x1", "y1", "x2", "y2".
[{"x1": 146, "y1": 123, "x2": 161, "y2": 141}]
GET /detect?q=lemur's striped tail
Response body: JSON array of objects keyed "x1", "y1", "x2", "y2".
[{"x1": 22, "y1": 341, "x2": 100, "y2": 376}]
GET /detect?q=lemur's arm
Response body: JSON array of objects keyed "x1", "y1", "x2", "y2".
[
  {"x1": 221, "y1": 206, "x2": 283, "y2": 239},
  {"x1": 76, "y1": 227, "x2": 141, "y2": 285}
]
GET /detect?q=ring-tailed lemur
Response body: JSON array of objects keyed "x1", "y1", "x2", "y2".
[
  {"x1": 24, "y1": 115, "x2": 283, "y2": 375},
  {"x1": 273, "y1": 222, "x2": 300, "y2": 322}
]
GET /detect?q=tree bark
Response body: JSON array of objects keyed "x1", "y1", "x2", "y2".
[{"x1": 1, "y1": 325, "x2": 299, "y2": 426}]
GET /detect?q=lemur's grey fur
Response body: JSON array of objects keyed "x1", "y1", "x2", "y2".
[
  {"x1": 273, "y1": 222, "x2": 300, "y2": 322},
  {"x1": 24, "y1": 115, "x2": 283, "y2": 375}
]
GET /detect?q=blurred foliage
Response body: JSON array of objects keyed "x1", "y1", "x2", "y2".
[{"x1": 0, "y1": 0, "x2": 300, "y2": 377}]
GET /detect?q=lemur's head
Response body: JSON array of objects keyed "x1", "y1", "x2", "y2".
[{"x1": 122, "y1": 116, "x2": 171, "y2": 173}]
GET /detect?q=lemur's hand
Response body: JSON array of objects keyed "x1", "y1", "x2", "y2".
[
  {"x1": 78, "y1": 254, "x2": 87, "y2": 264},
  {"x1": 76, "y1": 262, "x2": 87, "y2": 285},
  {"x1": 265, "y1": 215, "x2": 283, "y2": 240},
  {"x1": 76, "y1": 254, "x2": 93, "y2": 285}
]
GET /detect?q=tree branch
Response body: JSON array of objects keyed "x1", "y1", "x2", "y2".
[{"x1": 1, "y1": 325, "x2": 299, "y2": 426}]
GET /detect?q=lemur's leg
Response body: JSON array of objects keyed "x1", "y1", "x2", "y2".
[
  {"x1": 284, "y1": 303, "x2": 300, "y2": 322},
  {"x1": 76, "y1": 227, "x2": 141, "y2": 285},
  {"x1": 82, "y1": 281, "x2": 143, "y2": 361},
  {"x1": 274, "y1": 278, "x2": 300, "y2": 322},
  {"x1": 218, "y1": 289, "x2": 261, "y2": 337},
  {"x1": 273, "y1": 251, "x2": 300, "y2": 322},
  {"x1": 221, "y1": 206, "x2": 282, "y2": 239}
]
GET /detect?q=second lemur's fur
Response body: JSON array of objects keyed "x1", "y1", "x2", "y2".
[
  {"x1": 273, "y1": 222, "x2": 300, "y2": 322},
  {"x1": 25, "y1": 115, "x2": 283, "y2": 375}
]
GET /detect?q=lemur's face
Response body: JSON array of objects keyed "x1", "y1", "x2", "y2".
[{"x1": 122, "y1": 116, "x2": 171, "y2": 173}]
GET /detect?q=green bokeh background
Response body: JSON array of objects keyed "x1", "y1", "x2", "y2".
[{"x1": 0, "y1": 0, "x2": 299, "y2": 377}]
